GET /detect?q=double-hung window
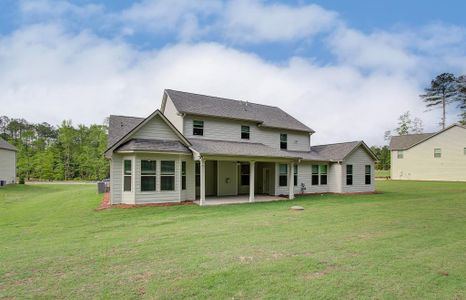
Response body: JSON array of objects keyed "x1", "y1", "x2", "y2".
[
  {"x1": 181, "y1": 161, "x2": 186, "y2": 190},
  {"x1": 365, "y1": 165, "x2": 371, "y2": 185},
  {"x1": 320, "y1": 165, "x2": 328, "y2": 185},
  {"x1": 312, "y1": 165, "x2": 319, "y2": 185},
  {"x1": 464, "y1": 147, "x2": 466, "y2": 155},
  {"x1": 346, "y1": 165, "x2": 353, "y2": 185},
  {"x1": 193, "y1": 120, "x2": 204, "y2": 136},
  {"x1": 123, "y1": 160, "x2": 132, "y2": 192},
  {"x1": 161, "y1": 161, "x2": 175, "y2": 191},
  {"x1": 141, "y1": 160, "x2": 156, "y2": 191},
  {"x1": 241, "y1": 164, "x2": 250, "y2": 185},
  {"x1": 397, "y1": 151, "x2": 404, "y2": 159},
  {"x1": 241, "y1": 125, "x2": 250, "y2": 140},
  {"x1": 280, "y1": 134, "x2": 287, "y2": 150},
  {"x1": 195, "y1": 161, "x2": 200, "y2": 187},
  {"x1": 279, "y1": 164, "x2": 287, "y2": 186},
  {"x1": 434, "y1": 148, "x2": 441, "y2": 158},
  {"x1": 294, "y1": 165, "x2": 298, "y2": 186}
]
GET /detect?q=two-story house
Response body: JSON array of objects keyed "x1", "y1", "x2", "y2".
[
  {"x1": 389, "y1": 124, "x2": 466, "y2": 181},
  {"x1": 105, "y1": 89, "x2": 377, "y2": 205}
]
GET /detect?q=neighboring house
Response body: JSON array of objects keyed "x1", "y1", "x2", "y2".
[
  {"x1": 390, "y1": 124, "x2": 466, "y2": 181},
  {"x1": 105, "y1": 89, "x2": 377, "y2": 205},
  {"x1": 0, "y1": 138, "x2": 17, "y2": 185}
]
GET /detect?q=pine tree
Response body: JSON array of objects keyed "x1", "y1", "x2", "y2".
[{"x1": 420, "y1": 73, "x2": 458, "y2": 129}]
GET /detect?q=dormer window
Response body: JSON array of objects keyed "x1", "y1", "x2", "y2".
[
  {"x1": 280, "y1": 134, "x2": 287, "y2": 150},
  {"x1": 193, "y1": 120, "x2": 204, "y2": 136},
  {"x1": 241, "y1": 125, "x2": 250, "y2": 140}
]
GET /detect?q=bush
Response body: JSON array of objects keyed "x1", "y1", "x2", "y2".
[{"x1": 19, "y1": 177, "x2": 25, "y2": 184}]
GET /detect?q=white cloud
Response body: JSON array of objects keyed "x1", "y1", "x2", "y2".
[
  {"x1": 1, "y1": 23, "x2": 455, "y2": 146},
  {"x1": 223, "y1": 0, "x2": 338, "y2": 43}
]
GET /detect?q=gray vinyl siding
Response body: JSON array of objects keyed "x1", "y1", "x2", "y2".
[
  {"x1": 295, "y1": 162, "x2": 330, "y2": 194},
  {"x1": 133, "y1": 114, "x2": 179, "y2": 140},
  {"x1": 183, "y1": 115, "x2": 310, "y2": 151},
  {"x1": 110, "y1": 154, "x2": 123, "y2": 204},
  {"x1": 0, "y1": 149, "x2": 16, "y2": 184},
  {"x1": 341, "y1": 147, "x2": 375, "y2": 193}
]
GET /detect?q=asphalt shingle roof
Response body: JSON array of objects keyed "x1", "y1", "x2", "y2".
[
  {"x1": 288, "y1": 141, "x2": 365, "y2": 161},
  {"x1": 108, "y1": 115, "x2": 144, "y2": 148},
  {"x1": 0, "y1": 138, "x2": 17, "y2": 151},
  {"x1": 389, "y1": 133, "x2": 435, "y2": 150},
  {"x1": 165, "y1": 89, "x2": 314, "y2": 133},
  {"x1": 116, "y1": 139, "x2": 191, "y2": 153},
  {"x1": 189, "y1": 138, "x2": 301, "y2": 159}
]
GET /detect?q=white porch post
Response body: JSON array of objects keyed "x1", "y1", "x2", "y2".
[
  {"x1": 288, "y1": 162, "x2": 295, "y2": 200},
  {"x1": 249, "y1": 161, "x2": 255, "y2": 202},
  {"x1": 200, "y1": 158, "x2": 206, "y2": 206}
]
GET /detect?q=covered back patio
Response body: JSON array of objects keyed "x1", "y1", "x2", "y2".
[{"x1": 194, "y1": 157, "x2": 297, "y2": 206}]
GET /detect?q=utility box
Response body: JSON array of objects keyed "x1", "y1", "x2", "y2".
[
  {"x1": 0, "y1": 180, "x2": 5, "y2": 187},
  {"x1": 97, "y1": 181, "x2": 106, "y2": 194}
]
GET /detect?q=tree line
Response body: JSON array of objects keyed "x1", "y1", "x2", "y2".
[{"x1": 0, "y1": 116, "x2": 109, "y2": 182}]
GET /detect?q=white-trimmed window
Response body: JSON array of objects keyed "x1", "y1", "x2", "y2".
[
  {"x1": 161, "y1": 161, "x2": 175, "y2": 191},
  {"x1": 195, "y1": 161, "x2": 200, "y2": 187},
  {"x1": 312, "y1": 165, "x2": 319, "y2": 185},
  {"x1": 279, "y1": 164, "x2": 287, "y2": 186},
  {"x1": 346, "y1": 165, "x2": 353, "y2": 185},
  {"x1": 241, "y1": 125, "x2": 250, "y2": 140},
  {"x1": 141, "y1": 160, "x2": 156, "y2": 191},
  {"x1": 320, "y1": 165, "x2": 328, "y2": 185},
  {"x1": 193, "y1": 120, "x2": 204, "y2": 136},
  {"x1": 181, "y1": 161, "x2": 186, "y2": 190},
  {"x1": 464, "y1": 147, "x2": 466, "y2": 155},
  {"x1": 241, "y1": 164, "x2": 250, "y2": 186},
  {"x1": 397, "y1": 151, "x2": 404, "y2": 159},
  {"x1": 280, "y1": 134, "x2": 287, "y2": 150},
  {"x1": 123, "y1": 160, "x2": 132, "y2": 192},
  {"x1": 434, "y1": 148, "x2": 441, "y2": 158},
  {"x1": 294, "y1": 165, "x2": 298, "y2": 186},
  {"x1": 365, "y1": 165, "x2": 371, "y2": 185}
]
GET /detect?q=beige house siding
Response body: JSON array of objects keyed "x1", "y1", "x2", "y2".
[
  {"x1": 341, "y1": 147, "x2": 375, "y2": 193},
  {"x1": 0, "y1": 149, "x2": 16, "y2": 184},
  {"x1": 110, "y1": 154, "x2": 123, "y2": 204},
  {"x1": 183, "y1": 115, "x2": 310, "y2": 151},
  {"x1": 391, "y1": 126, "x2": 466, "y2": 181},
  {"x1": 162, "y1": 95, "x2": 184, "y2": 132}
]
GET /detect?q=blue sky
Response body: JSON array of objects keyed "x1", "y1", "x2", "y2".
[{"x1": 1, "y1": 0, "x2": 465, "y2": 145}]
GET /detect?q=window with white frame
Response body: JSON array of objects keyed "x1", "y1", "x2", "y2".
[
  {"x1": 434, "y1": 148, "x2": 441, "y2": 158},
  {"x1": 464, "y1": 147, "x2": 466, "y2": 155},
  {"x1": 195, "y1": 161, "x2": 200, "y2": 187},
  {"x1": 241, "y1": 164, "x2": 250, "y2": 186},
  {"x1": 397, "y1": 151, "x2": 404, "y2": 159},
  {"x1": 311, "y1": 165, "x2": 319, "y2": 185},
  {"x1": 279, "y1": 164, "x2": 287, "y2": 186},
  {"x1": 346, "y1": 165, "x2": 353, "y2": 185},
  {"x1": 320, "y1": 165, "x2": 328, "y2": 185},
  {"x1": 123, "y1": 160, "x2": 132, "y2": 192},
  {"x1": 365, "y1": 165, "x2": 371, "y2": 185},
  {"x1": 161, "y1": 161, "x2": 175, "y2": 191},
  {"x1": 241, "y1": 125, "x2": 250, "y2": 140},
  {"x1": 141, "y1": 160, "x2": 156, "y2": 191},
  {"x1": 280, "y1": 134, "x2": 287, "y2": 150},
  {"x1": 193, "y1": 120, "x2": 204, "y2": 136},
  {"x1": 294, "y1": 165, "x2": 298, "y2": 186},
  {"x1": 181, "y1": 161, "x2": 186, "y2": 190}
]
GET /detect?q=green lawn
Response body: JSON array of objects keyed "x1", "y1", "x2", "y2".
[{"x1": 1, "y1": 182, "x2": 465, "y2": 299}]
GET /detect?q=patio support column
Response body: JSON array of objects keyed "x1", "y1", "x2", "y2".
[
  {"x1": 288, "y1": 162, "x2": 295, "y2": 200},
  {"x1": 200, "y1": 158, "x2": 206, "y2": 206},
  {"x1": 249, "y1": 161, "x2": 255, "y2": 202}
]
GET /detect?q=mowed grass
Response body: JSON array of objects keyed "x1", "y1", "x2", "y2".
[{"x1": 0, "y1": 182, "x2": 465, "y2": 299}]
